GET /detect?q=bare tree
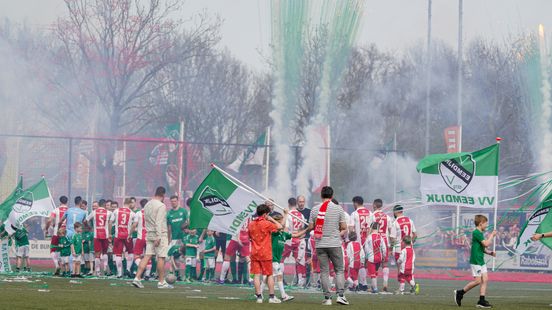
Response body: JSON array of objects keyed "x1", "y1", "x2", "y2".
[{"x1": 46, "y1": 0, "x2": 220, "y2": 197}]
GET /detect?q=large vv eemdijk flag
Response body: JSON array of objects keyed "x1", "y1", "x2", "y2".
[
  {"x1": 189, "y1": 167, "x2": 265, "y2": 235},
  {"x1": 416, "y1": 144, "x2": 499, "y2": 208}
]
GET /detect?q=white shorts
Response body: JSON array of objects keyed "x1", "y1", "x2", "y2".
[
  {"x1": 60, "y1": 256, "x2": 70, "y2": 264},
  {"x1": 205, "y1": 257, "x2": 215, "y2": 269},
  {"x1": 145, "y1": 238, "x2": 168, "y2": 258},
  {"x1": 471, "y1": 264, "x2": 488, "y2": 277},
  {"x1": 185, "y1": 256, "x2": 197, "y2": 266},
  {"x1": 272, "y1": 262, "x2": 283, "y2": 276},
  {"x1": 73, "y1": 254, "x2": 82, "y2": 263},
  {"x1": 84, "y1": 253, "x2": 94, "y2": 262},
  {"x1": 16, "y1": 245, "x2": 29, "y2": 257}
]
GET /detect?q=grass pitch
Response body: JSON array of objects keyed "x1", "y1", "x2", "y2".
[{"x1": 0, "y1": 274, "x2": 551, "y2": 310}]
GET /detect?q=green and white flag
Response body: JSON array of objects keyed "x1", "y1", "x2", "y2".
[
  {"x1": 515, "y1": 192, "x2": 552, "y2": 255},
  {"x1": 227, "y1": 131, "x2": 267, "y2": 173},
  {"x1": 189, "y1": 168, "x2": 264, "y2": 235},
  {"x1": 416, "y1": 144, "x2": 499, "y2": 208},
  {"x1": 4, "y1": 178, "x2": 56, "y2": 235},
  {"x1": 0, "y1": 175, "x2": 23, "y2": 223}
]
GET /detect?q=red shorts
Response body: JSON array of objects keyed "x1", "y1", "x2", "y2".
[
  {"x1": 113, "y1": 238, "x2": 134, "y2": 255},
  {"x1": 50, "y1": 235, "x2": 59, "y2": 253},
  {"x1": 225, "y1": 240, "x2": 251, "y2": 257},
  {"x1": 94, "y1": 238, "x2": 110, "y2": 254},
  {"x1": 250, "y1": 260, "x2": 272, "y2": 276},
  {"x1": 134, "y1": 239, "x2": 146, "y2": 256},
  {"x1": 367, "y1": 261, "x2": 381, "y2": 278}
]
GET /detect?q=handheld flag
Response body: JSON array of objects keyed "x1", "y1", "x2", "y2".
[
  {"x1": 416, "y1": 144, "x2": 499, "y2": 208},
  {"x1": 189, "y1": 168, "x2": 264, "y2": 235},
  {"x1": 0, "y1": 175, "x2": 23, "y2": 222},
  {"x1": 3, "y1": 178, "x2": 56, "y2": 235}
]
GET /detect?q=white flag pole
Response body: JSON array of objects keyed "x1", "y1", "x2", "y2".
[
  {"x1": 492, "y1": 138, "x2": 501, "y2": 271},
  {"x1": 212, "y1": 163, "x2": 307, "y2": 225}
]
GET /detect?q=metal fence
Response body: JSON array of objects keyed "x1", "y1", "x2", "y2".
[{"x1": 0, "y1": 134, "x2": 268, "y2": 204}]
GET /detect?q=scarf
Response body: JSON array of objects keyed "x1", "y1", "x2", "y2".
[{"x1": 314, "y1": 199, "x2": 331, "y2": 239}]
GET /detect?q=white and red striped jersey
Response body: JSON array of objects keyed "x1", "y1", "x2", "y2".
[
  {"x1": 111, "y1": 207, "x2": 133, "y2": 239},
  {"x1": 132, "y1": 209, "x2": 147, "y2": 240},
  {"x1": 364, "y1": 232, "x2": 387, "y2": 264},
  {"x1": 398, "y1": 245, "x2": 415, "y2": 274},
  {"x1": 50, "y1": 205, "x2": 68, "y2": 236},
  {"x1": 86, "y1": 207, "x2": 111, "y2": 239},
  {"x1": 346, "y1": 240, "x2": 365, "y2": 268},
  {"x1": 286, "y1": 209, "x2": 306, "y2": 234},
  {"x1": 372, "y1": 210, "x2": 393, "y2": 246},
  {"x1": 392, "y1": 215, "x2": 417, "y2": 253},
  {"x1": 350, "y1": 207, "x2": 372, "y2": 245}
]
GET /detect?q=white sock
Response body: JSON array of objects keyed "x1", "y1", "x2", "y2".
[
  {"x1": 95, "y1": 258, "x2": 101, "y2": 273},
  {"x1": 220, "y1": 261, "x2": 230, "y2": 281},
  {"x1": 101, "y1": 254, "x2": 108, "y2": 272},
  {"x1": 115, "y1": 256, "x2": 123, "y2": 277},
  {"x1": 410, "y1": 279, "x2": 416, "y2": 287},
  {"x1": 51, "y1": 252, "x2": 59, "y2": 269},
  {"x1": 145, "y1": 264, "x2": 152, "y2": 277},
  {"x1": 371, "y1": 278, "x2": 377, "y2": 290},
  {"x1": 399, "y1": 282, "x2": 405, "y2": 291},
  {"x1": 134, "y1": 258, "x2": 141, "y2": 268},
  {"x1": 359, "y1": 268, "x2": 367, "y2": 285},
  {"x1": 278, "y1": 280, "x2": 286, "y2": 298},
  {"x1": 383, "y1": 267, "x2": 389, "y2": 287},
  {"x1": 126, "y1": 254, "x2": 134, "y2": 272},
  {"x1": 329, "y1": 276, "x2": 334, "y2": 286}
]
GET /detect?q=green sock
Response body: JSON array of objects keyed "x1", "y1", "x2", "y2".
[
  {"x1": 230, "y1": 260, "x2": 237, "y2": 281},
  {"x1": 185, "y1": 266, "x2": 190, "y2": 279},
  {"x1": 198, "y1": 259, "x2": 205, "y2": 279},
  {"x1": 205, "y1": 269, "x2": 210, "y2": 281},
  {"x1": 191, "y1": 265, "x2": 197, "y2": 279}
]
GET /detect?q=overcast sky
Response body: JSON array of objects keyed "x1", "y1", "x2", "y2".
[{"x1": 1, "y1": 0, "x2": 550, "y2": 70}]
